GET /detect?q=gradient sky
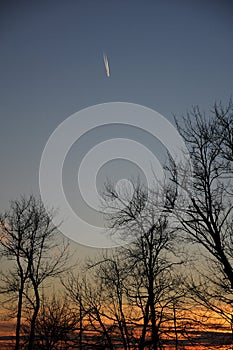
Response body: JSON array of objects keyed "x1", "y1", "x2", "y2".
[{"x1": 0, "y1": 0, "x2": 233, "y2": 253}]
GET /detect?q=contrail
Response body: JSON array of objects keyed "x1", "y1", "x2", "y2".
[{"x1": 103, "y1": 52, "x2": 110, "y2": 78}]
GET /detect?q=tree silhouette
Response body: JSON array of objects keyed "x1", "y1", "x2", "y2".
[
  {"x1": 0, "y1": 195, "x2": 69, "y2": 350},
  {"x1": 167, "y1": 100, "x2": 233, "y2": 323},
  {"x1": 23, "y1": 293, "x2": 77, "y2": 350},
  {"x1": 96, "y1": 182, "x2": 184, "y2": 349}
]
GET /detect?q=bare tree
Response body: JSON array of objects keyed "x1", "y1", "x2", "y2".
[
  {"x1": 23, "y1": 293, "x2": 77, "y2": 350},
  {"x1": 64, "y1": 270, "x2": 117, "y2": 349},
  {"x1": 99, "y1": 182, "x2": 183, "y2": 349},
  {"x1": 0, "y1": 195, "x2": 69, "y2": 350},
  {"x1": 167, "y1": 100, "x2": 233, "y2": 321},
  {"x1": 86, "y1": 252, "x2": 136, "y2": 350}
]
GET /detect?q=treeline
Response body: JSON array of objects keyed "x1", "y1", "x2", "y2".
[{"x1": 0, "y1": 100, "x2": 233, "y2": 350}]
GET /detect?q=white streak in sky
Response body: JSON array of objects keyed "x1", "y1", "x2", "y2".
[{"x1": 103, "y1": 52, "x2": 110, "y2": 78}]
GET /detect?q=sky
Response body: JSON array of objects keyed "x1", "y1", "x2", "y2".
[{"x1": 0, "y1": 0, "x2": 233, "y2": 253}]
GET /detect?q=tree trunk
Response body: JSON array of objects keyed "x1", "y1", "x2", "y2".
[
  {"x1": 28, "y1": 282, "x2": 40, "y2": 350},
  {"x1": 150, "y1": 305, "x2": 158, "y2": 350},
  {"x1": 15, "y1": 286, "x2": 24, "y2": 350},
  {"x1": 149, "y1": 285, "x2": 158, "y2": 350},
  {"x1": 79, "y1": 297, "x2": 83, "y2": 350},
  {"x1": 138, "y1": 299, "x2": 150, "y2": 350},
  {"x1": 173, "y1": 305, "x2": 178, "y2": 350}
]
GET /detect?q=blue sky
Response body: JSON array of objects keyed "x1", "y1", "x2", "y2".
[{"x1": 0, "y1": 0, "x2": 233, "y2": 250}]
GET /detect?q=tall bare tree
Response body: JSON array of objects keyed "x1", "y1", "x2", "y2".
[
  {"x1": 99, "y1": 182, "x2": 183, "y2": 349},
  {"x1": 0, "y1": 195, "x2": 69, "y2": 350},
  {"x1": 167, "y1": 100, "x2": 233, "y2": 321}
]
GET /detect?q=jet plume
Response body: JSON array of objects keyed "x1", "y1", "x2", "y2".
[{"x1": 103, "y1": 52, "x2": 110, "y2": 78}]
